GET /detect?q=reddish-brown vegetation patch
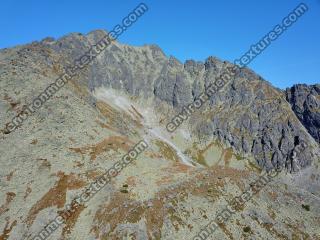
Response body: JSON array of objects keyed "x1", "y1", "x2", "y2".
[
  {"x1": 58, "y1": 203, "x2": 86, "y2": 237},
  {"x1": 91, "y1": 192, "x2": 166, "y2": 239},
  {"x1": 95, "y1": 119, "x2": 117, "y2": 132},
  {"x1": 145, "y1": 150, "x2": 162, "y2": 159},
  {"x1": 0, "y1": 192, "x2": 16, "y2": 216},
  {"x1": 24, "y1": 186, "x2": 32, "y2": 200},
  {"x1": 84, "y1": 169, "x2": 104, "y2": 181},
  {"x1": 156, "y1": 176, "x2": 174, "y2": 186},
  {"x1": 96, "y1": 101, "x2": 142, "y2": 132},
  {"x1": 90, "y1": 166, "x2": 250, "y2": 238},
  {"x1": 0, "y1": 218, "x2": 17, "y2": 240},
  {"x1": 70, "y1": 136, "x2": 134, "y2": 160},
  {"x1": 26, "y1": 172, "x2": 87, "y2": 225},
  {"x1": 68, "y1": 79, "x2": 89, "y2": 98},
  {"x1": 155, "y1": 140, "x2": 180, "y2": 162},
  {"x1": 160, "y1": 162, "x2": 192, "y2": 175}
]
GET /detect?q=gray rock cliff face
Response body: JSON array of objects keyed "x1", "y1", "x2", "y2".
[
  {"x1": 286, "y1": 84, "x2": 320, "y2": 144},
  {"x1": 6, "y1": 30, "x2": 320, "y2": 172}
]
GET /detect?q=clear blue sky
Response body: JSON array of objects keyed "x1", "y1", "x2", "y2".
[{"x1": 1, "y1": 0, "x2": 319, "y2": 89}]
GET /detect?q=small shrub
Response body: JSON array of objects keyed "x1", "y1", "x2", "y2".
[
  {"x1": 243, "y1": 226, "x2": 251, "y2": 233},
  {"x1": 302, "y1": 204, "x2": 310, "y2": 211},
  {"x1": 120, "y1": 189, "x2": 128, "y2": 193}
]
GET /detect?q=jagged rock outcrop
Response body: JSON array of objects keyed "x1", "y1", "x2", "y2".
[
  {"x1": 36, "y1": 30, "x2": 320, "y2": 172},
  {"x1": 285, "y1": 84, "x2": 320, "y2": 144},
  {"x1": 1, "y1": 30, "x2": 319, "y2": 173}
]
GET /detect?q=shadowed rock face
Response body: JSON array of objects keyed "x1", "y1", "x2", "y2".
[{"x1": 286, "y1": 84, "x2": 320, "y2": 144}]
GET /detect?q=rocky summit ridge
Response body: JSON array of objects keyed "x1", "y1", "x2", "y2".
[
  {"x1": 29, "y1": 29, "x2": 319, "y2": 172},
  {"x1": 0, "y1": 29, "x2": 319, "y2": 239}
]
